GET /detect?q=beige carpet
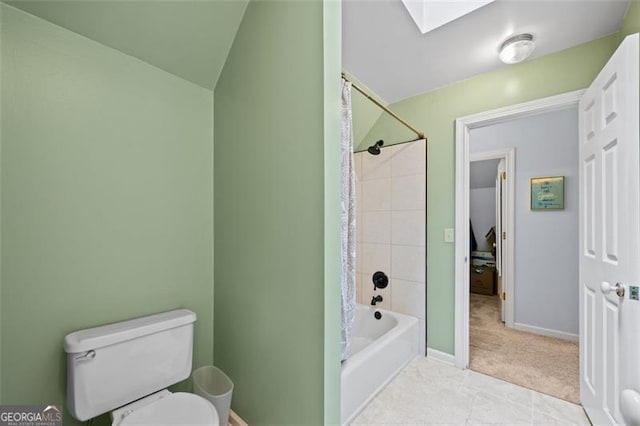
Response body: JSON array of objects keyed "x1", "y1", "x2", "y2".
[{"x1": 469, "y1": 293, "x2": 580, "y2": 404}]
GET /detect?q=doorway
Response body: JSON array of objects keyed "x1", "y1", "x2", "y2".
[
  {"x1": 469, "y1": 152, "x2": 511, "y2": 323},
  {"x1": 455, "y1": 91, "x2": 584, "y2": 402}
]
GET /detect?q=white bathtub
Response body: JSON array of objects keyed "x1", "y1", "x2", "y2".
[{"x1": 340, "y1": 304, "x2": 420, "y2": 424}]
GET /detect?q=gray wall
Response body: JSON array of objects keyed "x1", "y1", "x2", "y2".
[{"x1": 470, "y1": 107, "x2": 579, "y2": 336}]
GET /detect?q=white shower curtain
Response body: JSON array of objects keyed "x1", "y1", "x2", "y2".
[{"x1": 341, "y1": 79, "x2": 356, "y2": 361}]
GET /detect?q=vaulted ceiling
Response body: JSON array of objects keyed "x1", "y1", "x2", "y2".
[
  {"x1": 4, "y1": 0, "x2": 248, "y2": 90},
  {"x1": 5, "y1": 0, "x2": 633, "y2": 103}
]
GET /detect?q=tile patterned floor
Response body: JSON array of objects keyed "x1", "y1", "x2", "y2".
[{"x1": 351, "y1": 357, "x2": 591, "y2": 425}]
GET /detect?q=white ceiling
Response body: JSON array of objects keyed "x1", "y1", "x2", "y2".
[{"x1": 343, "y1": 0, "x2": 630, "y2": 103}]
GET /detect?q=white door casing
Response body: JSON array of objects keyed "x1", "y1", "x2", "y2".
[
  {"x1": 455, "y1": 90, "x2": 583, "y2": 369},
  {"x1": 579, "y1": 33, "x2": 640, "y2": 425},
  {"x1": 496, "y1": 159, "x2": 506, "y2": 322}
]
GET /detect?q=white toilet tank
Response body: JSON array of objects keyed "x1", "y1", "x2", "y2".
[{"x1": 64, "y1": 309, "x2": 197, "y2": 421}]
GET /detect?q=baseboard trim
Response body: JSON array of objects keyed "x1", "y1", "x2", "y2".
[
  {"x1": 229, "y1": 410, "x2": 248, "y2": 426},
  {"x1": 426, "y1": 347, "x2": 456, "y2": 366},
  {"x1": 513, "y1": 322, "x2": 578, "y2": 342}
]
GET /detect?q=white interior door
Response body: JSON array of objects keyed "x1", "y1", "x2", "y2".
[
  {"x1": 495, "y1": 159, "x2": 506, "y2": 321},
  {"x1": 579, "y1": 33, "x2": 640, "y2": 425}
]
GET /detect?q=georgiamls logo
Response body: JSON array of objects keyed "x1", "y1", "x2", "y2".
[
  {"x1": 43, "y1": 406, "x2": 60, "y2": 416},
  {"x1": 0, "y1": 404, "x2": 62, "y2": 425}
]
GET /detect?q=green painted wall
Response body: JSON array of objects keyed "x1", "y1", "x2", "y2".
[
  {"x1": 620, "y1": 0, "x2": 640, "y2": 42},
  {"x1": 359, "y1": 34, "x2": 619, "y2": 354},
  {"x1": 214, "y1": 0, "x2": 340, "y2": 423},
  {"x1": 0, "y1": 5, "x2": 214, "y2": 424},
  {"x1": 344, "y1": 72, "x2": 384, "y2": 148},
  {"x1": 352, "y1": 89, "x2": 383, "y2": 148}
]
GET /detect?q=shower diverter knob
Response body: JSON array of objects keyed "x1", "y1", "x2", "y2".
[{"x1": 372, "y1": 271, "x2": 389, "y2": 290}]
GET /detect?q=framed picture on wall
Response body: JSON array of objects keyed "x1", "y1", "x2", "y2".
[{"x1": 530, "y1": 176, "x2": 565, "y2": 210}]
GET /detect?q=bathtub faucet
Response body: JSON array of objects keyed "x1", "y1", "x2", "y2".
[{"x1": 371, "y1": 295, "x2": 383, "y2": 306}]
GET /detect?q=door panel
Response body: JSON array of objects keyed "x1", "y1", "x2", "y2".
[
  {"x1": 602, "y1": 139, "x2": 619, "y2": 264},
  {"x1": 583, "y1": 156, "x2": 596, "y2": 258},
  {"x1": 603, "y1": 298, "x2": 619, "y2": 422},
  {"x1": 583, "y1": 288, "x2": 595, "y2": 395}
]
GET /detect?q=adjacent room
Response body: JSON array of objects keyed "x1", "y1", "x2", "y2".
[{"x1": 468, "y1": 109, "x2": 581, "y2": 405}]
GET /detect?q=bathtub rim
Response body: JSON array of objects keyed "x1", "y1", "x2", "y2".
[
  {"x1": 341, "y1": 305, "x2": 421, "y2": 424},
  {"x1": 342, "y1": 305, "x2": 419, "y2": 372}
]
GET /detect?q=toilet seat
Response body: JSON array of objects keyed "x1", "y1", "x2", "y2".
[{"x1": 112, "y1": 390, "x2": 219, "y2": 426}]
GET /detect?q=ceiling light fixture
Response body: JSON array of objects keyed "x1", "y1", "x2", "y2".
[{"x1": 499, "y1": 34, "x2": 535, "y2": 64}]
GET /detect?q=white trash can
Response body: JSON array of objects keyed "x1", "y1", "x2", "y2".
[{"x1": 193, "y1": 366, "x2": 234, "y2": 426}]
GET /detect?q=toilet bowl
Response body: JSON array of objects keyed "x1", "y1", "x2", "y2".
[
  {"x1": 111, "y1": 390, "x2": 219, "y2": 426},
  {"x1": 64, "y1": 309, "x2": 218, "y2": 425}
]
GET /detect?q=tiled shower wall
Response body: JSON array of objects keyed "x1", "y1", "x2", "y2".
[{"x1": 355, "y1": 139, "x2": 426, "y2": 352}]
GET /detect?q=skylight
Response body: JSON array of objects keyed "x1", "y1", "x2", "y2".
[{"x1": 401, "y1": 0, "x2": 496, "y2": 34}]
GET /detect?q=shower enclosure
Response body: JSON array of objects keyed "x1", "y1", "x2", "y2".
[{"x1": 354, "y1": 139, "x2": 427, "y2": 352}]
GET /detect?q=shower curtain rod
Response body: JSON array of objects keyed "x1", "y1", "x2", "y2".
[{"x1": 342, "y1": 74, "x2": 425, "y2": 141}]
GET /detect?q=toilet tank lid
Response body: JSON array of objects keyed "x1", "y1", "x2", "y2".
[{"x1": 64, "y1": 309, "x2": 196, "y2": 354}]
